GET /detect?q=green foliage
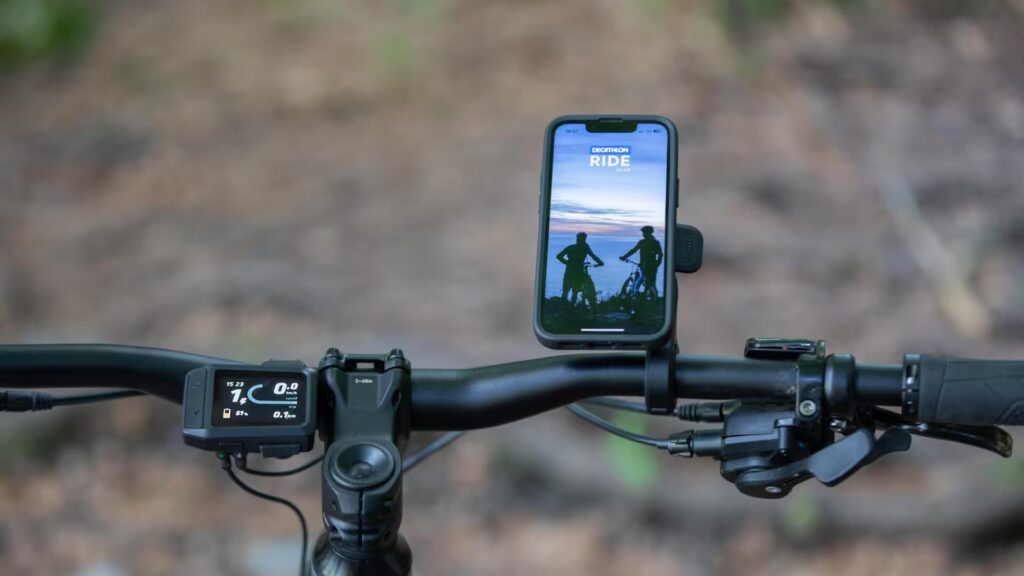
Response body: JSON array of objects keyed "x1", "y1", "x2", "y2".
[
  {"x1": 400, "y1": 0, "x2": 440, "y2": 19},
  {"x1": 712, "y1": 0, "x2": 862, "y2": 44},
  {"x1": 782, "y1": 493, "x2": 820, "y2": 538},
  {"x1": 262, "y1": 0, "x2": 346, "y2": 26},
  {"x1": 909, "y1": 0, "x2": 978, "y2": 21},
  {"x1": 604, "y1": 412, "x2": 659, "y2": 491},
  {"x1": 639, "y1": 0, "x2": 670, "y2": 17},
  {"x1": 990, "y1": 459, "x2": 1024, "y2": 492},
  {"x1": 713, "y1": 0, "x2": 793, "y2": 42},
  {"x1": 372, "y1": 31, "x2": 415, "y2": 78},
  {"x1": 0, "y1": 0, "x2": 96, "y2": 69},
  {"x1": 0, "y1": 414, "x2": 80, "y2": 474}
]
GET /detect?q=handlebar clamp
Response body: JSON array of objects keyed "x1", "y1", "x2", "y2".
[{"x1": 644, "y1": 342, "x2": 677, "y2": 415}]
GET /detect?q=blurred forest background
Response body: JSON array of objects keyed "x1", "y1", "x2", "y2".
[{"x1": 1, "y1": 0, "x2": 1024, "y2": 574}]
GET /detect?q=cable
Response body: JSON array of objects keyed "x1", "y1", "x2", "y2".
[
  {"x1": 403, "y1": 431, "x2": 464, "y2": 473},
  {"x1": 220, "y1": 454, "x2": 308, "y2": 576},
  {"x1": 235, "y1": 455, "x2": 324, "y2": 477},
  {"x1": 566, "y1": 403, "x2": 670, "y2": 449},
  {"x1": 51, "y1": 390, "x2": 144, "y2": 406},
  {"x1": 0, "y1": 389, "x2": 144, "y2": 411},
  {"x1": 581, "y1": 397, "x2": 650, "y2": 414},
  {"x1": 676, "y1": 400, "x2": 738, "y2": 423},
  {"x1": 581, "y1": 398, "x2": 739, "y2": 423}
]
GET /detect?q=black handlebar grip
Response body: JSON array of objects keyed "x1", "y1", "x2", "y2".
[{"x1": 915, "y1": 355, "x2": 1024, "y2": 426}]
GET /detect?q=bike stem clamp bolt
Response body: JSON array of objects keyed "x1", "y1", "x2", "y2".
[
  {"x1": 330, "y1": 442, "x2": 396, "y2": 490},
  {"x1": 799, "y1": 400, "x2": 818, "y2": 417}
]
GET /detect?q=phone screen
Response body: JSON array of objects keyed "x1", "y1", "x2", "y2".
[{"x1": 538, "y1": 120, "x2": 672, "y2": 339}]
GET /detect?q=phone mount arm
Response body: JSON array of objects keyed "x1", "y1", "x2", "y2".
[
  {"x1": 674, "y1": 224, "x2": 703, "y2": 274},
  {"x1": 644, "y1": 223, "x2": 703, "y2": 414}
]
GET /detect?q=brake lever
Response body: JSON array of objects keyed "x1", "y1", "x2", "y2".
[
  {"x1": 869, "y1": 408, "x2": 1012, "y2": 458},
  {"x1": 733, "y1": 427, "x2": 912, "y2": 499}
]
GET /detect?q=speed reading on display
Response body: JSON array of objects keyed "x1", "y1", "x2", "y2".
[{"x1": 212, "y1": 371, "x2": 308, "y2": 427}]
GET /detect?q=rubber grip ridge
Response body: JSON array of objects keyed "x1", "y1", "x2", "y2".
[{"x1": 917, "y1": 355, "x2": 1024, "y2": 426}]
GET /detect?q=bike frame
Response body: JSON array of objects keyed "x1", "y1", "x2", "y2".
[{"x1": 620, "y1": 258, "x2": 646, "y2": 306}]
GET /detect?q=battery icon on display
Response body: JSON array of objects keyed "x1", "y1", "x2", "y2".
[{"x1": 223, "y1": 408, "x2": 231, "y2": 419}]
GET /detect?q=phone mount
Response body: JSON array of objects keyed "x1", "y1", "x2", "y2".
[
  {"x1": 643, "y1": 223, "x2": 702, "y2": 414},
  {"x1": 673, "y1": 224, "x2": 703, "y2": 274}
]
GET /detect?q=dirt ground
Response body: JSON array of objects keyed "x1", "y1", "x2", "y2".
[{"x1": 1, "y1": 0, "x2": 1023, "y2": 575}]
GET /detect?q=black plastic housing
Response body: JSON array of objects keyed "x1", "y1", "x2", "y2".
[
  {"x1": 534, "y1": 114, "x2": 679, "y2": 350},
  {"x1": 314, "y1": 348, "x2": 412, "y2": 573},
  {"x1": 182, "y1": 362, "x2": 317, "y2": 456}
]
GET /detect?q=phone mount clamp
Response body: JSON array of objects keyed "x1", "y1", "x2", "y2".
[{"x1": 644, "y1": 223, "x2": 703, "y2": 415}]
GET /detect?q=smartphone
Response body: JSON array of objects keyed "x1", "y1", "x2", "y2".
[{"x1": 534, "y1": 115, "x2": 678, "y2": 349}]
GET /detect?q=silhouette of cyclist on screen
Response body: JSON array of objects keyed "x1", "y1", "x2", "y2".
[
  {"x1": 620, "y1": 225, "x2": 662, "y2": 299},
  {"x1": 557, "y1": 232, "x2": 604, "y2": 303}
]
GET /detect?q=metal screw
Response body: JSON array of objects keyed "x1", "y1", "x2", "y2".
[
  {"x1": 798, "y1": 400, "x2": 818, "y2": 417},
  {"x1": 765, "y1": 486, "x2": 783, "y2": 495},
  {"x1": 348, "y1": 462, "x2": 374, "y2": 480}
]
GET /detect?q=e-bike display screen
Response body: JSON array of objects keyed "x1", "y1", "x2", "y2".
[
  {"x1": 536, "y1": 117, "x2": 675, "y2": 346},
  {"x1": 211, "y1": 370, "x2": 308, "y2": 427}
]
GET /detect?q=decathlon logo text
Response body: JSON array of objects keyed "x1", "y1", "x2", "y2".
[{"x1": 589, "y1": 146, "x2": 631, "y2": 170}]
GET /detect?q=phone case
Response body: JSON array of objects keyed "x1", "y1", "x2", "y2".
[{"x1": 533, "y1": 115, "x2": 679, "y2": 350}]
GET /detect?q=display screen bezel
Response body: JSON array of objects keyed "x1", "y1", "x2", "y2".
[{"x1": 534, "y1": 115, "x2": 677, "y2": 349}]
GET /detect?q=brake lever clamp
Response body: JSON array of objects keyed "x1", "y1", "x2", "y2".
[
  {"x1": 666, "y1": 401, "x2": 837, "y2": 496},
  {"x1": 672, "y1": 339, "x2": 914, "y2": 500},
  {"x1": 732, "y1": 427, "x2": 912, "y2": 499}
]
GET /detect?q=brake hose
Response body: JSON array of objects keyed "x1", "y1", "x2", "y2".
[
  {"x1": 402, "y1": 431, "x2": 464, "y2": 473},
  {"x1": 581, "y1": 396, "x2": 649, "y2": 414},
  {"x1": 566, "y1": 403, "x2": 671, "y2": 449}
]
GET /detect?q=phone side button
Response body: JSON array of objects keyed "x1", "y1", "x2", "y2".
[{"x1": 675, "y1": 178, "x2": 680, "y2": 208}]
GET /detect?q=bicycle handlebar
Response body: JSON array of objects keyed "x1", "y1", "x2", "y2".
[
  {"x1": 0, "y1": 344, "x2": 908, "y2": 427},
  {"x1": 7, "y1": 344, "x2": 1024, "y2": 428},
  {"x1": 0, "y1": 344, "x2": 240, "y2": 403},
  {"x1": 411, "y1": 354, "x2": 902, "y2": 429}
]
